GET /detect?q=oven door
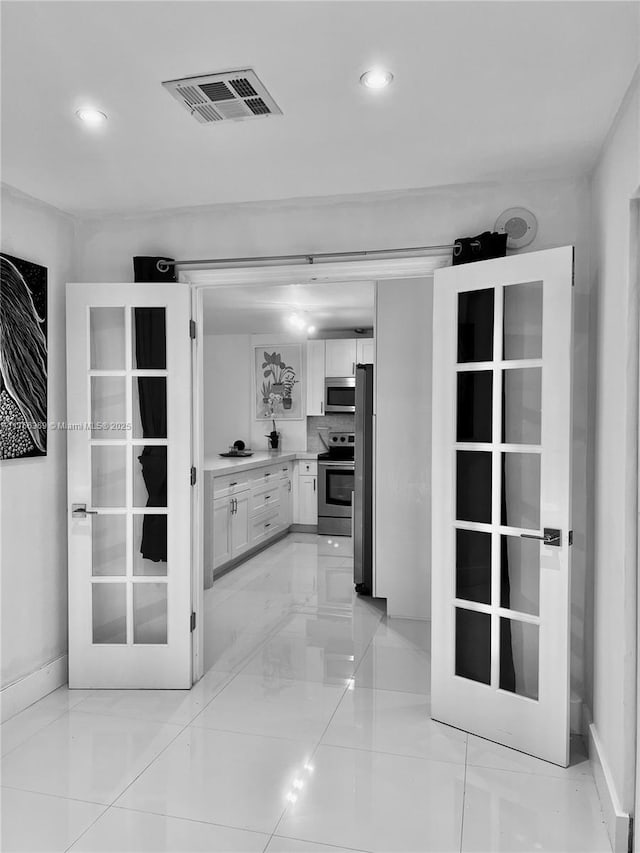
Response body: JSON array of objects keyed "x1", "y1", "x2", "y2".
[{"x1": 318, "y1": 461, "x2": 355, "y2": 518}]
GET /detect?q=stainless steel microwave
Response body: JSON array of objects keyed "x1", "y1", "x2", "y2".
[{"x1": 324, "y1": 377, "x2": 356, "y2": 413}]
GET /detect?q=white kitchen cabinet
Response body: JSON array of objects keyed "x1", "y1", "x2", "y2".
[
  {"x1": 278, "y1": 476, "x2": 293, "y2": 527},
  {"x1": 212, "y1": 496, "x2": 232, "y2": 569},
  {"x1": 231, "y1": 491, "x2": 251, "y2": 559},
  {"x1": 212, "y1": 490, "x2": 251, "y2": 571},
  {"x1": 297, "y1": 474, "x2": 318, "y2": 524},
  {"x1": 356, "y1": 338, "x2": 375, "y2": 365},
  {"x1": 325, "y1": 339, "x2": 357, "y2": 377},
  {"x1": 325, "y1": 338, "x2": 374, "y2": 375},
  {"x1": 306, "y1": 339, "x2": 326, "y2": 415}
]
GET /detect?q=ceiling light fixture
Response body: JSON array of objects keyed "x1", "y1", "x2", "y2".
[
  {"x1": 75, "y1": 108, "x2": 108, "y2": 126},
  {"x1": 360, "y1": 68, "x2": 394, "y2": 89},
  {"x1": 287, "y1": 312, "x2": 316, "y2": 336}
]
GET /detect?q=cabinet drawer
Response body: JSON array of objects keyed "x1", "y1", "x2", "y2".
[
  {"x1": 279, "y1": 463, "x2": 292, "y2": 479},
  {"x1": 250, "y1": 509, "x2": 280, "y2": 545},
  {"x1": 213, "y1": 473, "x2": 250, "y2": 498},
  {"x1": 249, "y1": 465, "x2": 279, "y2": 490},
  {"x1": 298, "y1": 460, "x2": 317, "y2": 476},
  {"x1": 251, "y1": 485, "x2": 281, "y2": 515}
]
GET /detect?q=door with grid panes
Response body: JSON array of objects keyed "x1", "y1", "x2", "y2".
[
  {"x1": 66, "y1": 284, "x2": 192, "y2": 688},
  {"x1": 432, "y1": 246, "x2": 573, "y2": 766}
]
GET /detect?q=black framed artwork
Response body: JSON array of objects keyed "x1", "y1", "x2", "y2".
[{"x1": 0, "y1": 252, "x2": 48, "y2": 459}]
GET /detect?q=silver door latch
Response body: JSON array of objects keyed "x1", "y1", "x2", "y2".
[
  {"x1": 521, "y1": 528, "x2": 562, "y2": 546},
  {"x1": 72, "y1": 503, "x2": 98, "y2": 518}
]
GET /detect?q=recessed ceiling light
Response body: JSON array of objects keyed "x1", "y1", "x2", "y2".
[
  {"x1": 75, "y1": 108, "x2": 108, "y2": 126},
  {"x1": 360, "y1": 69, "x2": 393, "y2": 89}
]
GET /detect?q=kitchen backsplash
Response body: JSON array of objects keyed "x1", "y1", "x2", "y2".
[{"x1": 307, "y1": 414, "x2": 355, "y2": 452}]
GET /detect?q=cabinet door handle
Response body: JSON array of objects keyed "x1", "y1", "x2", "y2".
[
  {"x1": 265, "y1": 472, "x2": 271, "y2": 478},
  {"x1": 320, "y1": 401, "x2": 323, "y2": 414},
  {"x1": 313, "y1": 479, "x2": 316, "y2": 492},
  {"x1": 352, "y1": 362, "x2": 355, "y2": 374},
  {"x1": 288, "y1": 480, "x2": 292, "y2": 492},
  {"x1": 265, "y1": 522, "x2": 271, "y2": 528},
  {"x1": 265, "y1": 495, "x2": 271, "y2": 500},
  {"x1": 230, "y1": 481, "x2": 237, "y2": 486}
]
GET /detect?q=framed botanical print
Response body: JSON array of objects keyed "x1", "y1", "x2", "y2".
[{"x1": 254, "y1": 344, "x2": 303, "y2": 420}]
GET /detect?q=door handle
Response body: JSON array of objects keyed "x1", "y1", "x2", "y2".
[
  {"x1": 521, "y1": 528, "x2": 562, "y2": 546},
  {"x1": 72, "y1": 503, "x2": 98, "y2": 517},
  {"x1": 313, "y1": 479, "x2": 316, "y2": 492}
]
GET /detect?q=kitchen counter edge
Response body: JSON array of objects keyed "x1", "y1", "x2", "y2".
[{"x1": 204, "y1": 451, "x2": 316, "y2": 475}]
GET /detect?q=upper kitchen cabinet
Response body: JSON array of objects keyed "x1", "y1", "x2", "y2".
[
  {"x1": 325, "y1": 339, "x2": 356, "y2": 376},
  {"x1": 325, "y1": 338, "x2": 374, "y2": 377},
  {"x1": 357, "y1": 338, "x2": 375, "y2": 366},
  {"x1": 306, "y1": 339, "x2": 326, "y2": 416}
]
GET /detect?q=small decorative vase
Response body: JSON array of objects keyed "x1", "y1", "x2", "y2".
[
  {"x1": 271, "y1": 383, "x2": 284, "y2": 395},
  {"x1": 283, "y1": 396, "x2": 292, "y2": 410}
]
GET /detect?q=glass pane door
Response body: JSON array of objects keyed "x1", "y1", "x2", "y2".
[
  {"x1": 67, "y1": 284, "x2": 192, "y2": 689},
  {"x1": 432, "y1": 247, "x2": 573, "y2": 766}
]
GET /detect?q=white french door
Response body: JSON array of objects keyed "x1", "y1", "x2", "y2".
[
  {"x1": 66, "y1": 284, "x2": 192, "y2": 688},
  {"x1": 432, "y1": 246, "x2": 573, "y2": 766}
]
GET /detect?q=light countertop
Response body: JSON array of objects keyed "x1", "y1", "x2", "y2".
[{"x1": 204, "y1": 450, "x2": 317, "y2": 475}]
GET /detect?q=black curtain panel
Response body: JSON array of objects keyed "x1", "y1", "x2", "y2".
[{"x1": 134, "y1": 308, "x2": 167, "y2": 563}]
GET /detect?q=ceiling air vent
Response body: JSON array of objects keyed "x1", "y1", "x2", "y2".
[{"x1": 162, "y1": 68, "x2": 282, "y2": 124}]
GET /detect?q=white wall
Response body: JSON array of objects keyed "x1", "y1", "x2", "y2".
[
  {"x1": 203, "y1": 334, "x2": 251, "y2": 458},
  {"x1": 0, "y1": 185, "x2": 76, "y2": 699},
  {"x1": 375, "y1": 278, "x2": 432, "y2": 619},
  {"x1": 588, "y1": 65, "x2": 640, "y2": 827}
]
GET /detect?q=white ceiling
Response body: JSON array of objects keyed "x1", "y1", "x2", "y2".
[
  {"x1": 1, "y1": 1, "x2": 638, "y2": 216},
  {"x1": 202, "y1": 281, "x2": 375, "y2": 334}
]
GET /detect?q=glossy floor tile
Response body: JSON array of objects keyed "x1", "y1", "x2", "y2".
[
  {"x1": 276, "y1": 743, "x2": 465, "y2": 853},
  {"x1": 68, "y1": 806, "x2": 269, "y2": 852},
  {"x1": 322, "y1": 686, "x2": 466, "y2": 764},
  {"x1": 266, "y1": 837, "x2": 368, "y2": 853},
  {"x1": 116, "y1": 727, "x2": 311, "y2": 834},
  {"x1": 0, "y1": 786, "x2": 105, "y2": 852},
  {"x1": 0, "y1": 710, "x2": 182, "y2": 804},
  {"x1": 353, "y1": 643, "x2": 431, "y2": 695},
  {"x1": 192, "y1": 673, "x2": 346, "y2": 744},
  {"x1": 1, "y1": 685, "x2": 91, "y2": 757},
  {"x1": 2, "y1": 533, "x2": 610, "y2": 853},
  {"x1": 462, "y1": 766, "x2": 611, "y2": 852}
]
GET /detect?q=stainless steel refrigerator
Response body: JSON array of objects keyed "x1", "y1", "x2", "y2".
[{"x1": 354, "y1": 363, "x2": 373, "y2": 595}]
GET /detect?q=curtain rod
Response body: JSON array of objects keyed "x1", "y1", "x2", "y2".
[{"x1": 155, "y1": 241, "x2": 477, "y2": 273}]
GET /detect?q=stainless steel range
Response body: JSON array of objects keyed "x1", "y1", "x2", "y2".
[{"x1": 317, "y1": 432, "x2": 355, "y2": 536}]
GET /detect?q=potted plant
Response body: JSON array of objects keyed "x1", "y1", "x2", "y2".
[{"x1": 265, "y1": 419, "x2": 280, "y2": 450}]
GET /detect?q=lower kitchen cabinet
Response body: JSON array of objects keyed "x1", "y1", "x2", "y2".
[
  {"x1": 209, "y1": 461, "x2": 294, "y2": 577},
  {"x1": 296, "y1": 474, "x2": 318, "y2": 524},
  {"x1": 212, "y1": 490, "x2": 251, "y2": 571}
]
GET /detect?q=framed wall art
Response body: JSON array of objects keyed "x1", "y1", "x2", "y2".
[
  {"x1": 254, "y1": 344, "x2": 303, "y2": 420},
  {"x1": 0, "y1": 253, "x2": 48, "y2": 460}
]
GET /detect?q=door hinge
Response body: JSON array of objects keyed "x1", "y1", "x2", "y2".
[
  {"x1": 190, "y1": 611, "x2": 196, "y2": 632},
  {"x1": 190, "y1": 466, "x2": 197, "y2": 486},
  {"x1": 189, "y1": 319, "x2": 196, "y2": 339}
]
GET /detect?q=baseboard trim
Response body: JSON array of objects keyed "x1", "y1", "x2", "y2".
[
  {"x1": 1, "y1": 654, "x2": 68, "y2": 723},
  {"x1": 583, "y1": 705, "x2": 631, "y2": 853}
]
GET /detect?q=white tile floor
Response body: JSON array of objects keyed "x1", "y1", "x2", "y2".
[{"x1": 1, "y1": 533, "x2": 610, "y2": 853}]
